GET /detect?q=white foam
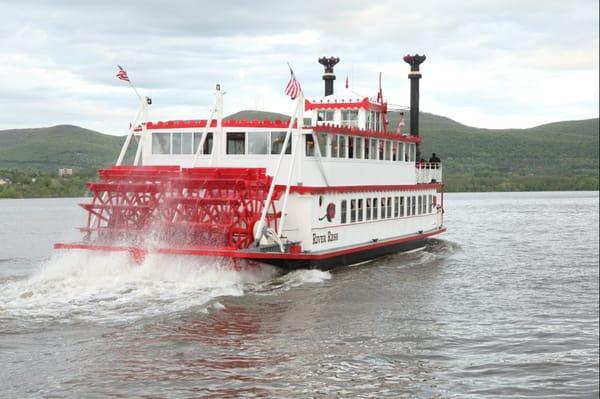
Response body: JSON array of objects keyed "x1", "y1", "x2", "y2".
[
  {"x1": 283, "y1": 269, "x2": 332, "y2": 286},
  {"x1": 0, "y1": 250, "x2": 279, "y2": 325}
]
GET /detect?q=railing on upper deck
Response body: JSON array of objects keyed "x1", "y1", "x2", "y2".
[{"x1": 416, "y1": 162, "x2": 443, "y2": 183}]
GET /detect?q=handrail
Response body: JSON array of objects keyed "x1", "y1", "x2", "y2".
[{"x1": 415, "y1": 162, "x2": 443, "y2": 183}]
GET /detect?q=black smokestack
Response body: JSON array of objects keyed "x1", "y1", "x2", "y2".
[
  {"x1": 403, "y1": 54, "x2": 426, "y2": 138},
  {"x1": 318, "y1": 56, "x2": 340, "y2": 96},
  {"x1": 403, "y1": 54, "x2": 426, "y2": 161}
]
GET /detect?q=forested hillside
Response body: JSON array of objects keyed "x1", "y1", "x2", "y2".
[{"x1": 0, "y1": 113, "x2": 597, "y2": 197}]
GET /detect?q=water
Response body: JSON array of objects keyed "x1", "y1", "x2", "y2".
[{"x1": 0, "y1": 192, "x2": 598, "y2": 398}]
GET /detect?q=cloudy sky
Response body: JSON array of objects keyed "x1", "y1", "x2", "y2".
[{"x1": 0, "y1": 0, "x2": 598, "y2": 134}]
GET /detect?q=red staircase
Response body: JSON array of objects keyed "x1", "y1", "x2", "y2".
[{"x1": 81, "y1": 166, "x2": 282, "y2": 250}]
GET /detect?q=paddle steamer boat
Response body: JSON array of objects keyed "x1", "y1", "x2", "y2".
[{"x1": 55, "y1": 55, "x2": 445, "y2": 269}]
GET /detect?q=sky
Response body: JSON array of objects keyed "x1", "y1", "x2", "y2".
[{"x1": 0, "y1": 0, "x2": 598, "y2": 135}]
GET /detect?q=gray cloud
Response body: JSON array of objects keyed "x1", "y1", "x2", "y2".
[{"x1": 0, "y1": 0, "x2": 597, "y2": 133}]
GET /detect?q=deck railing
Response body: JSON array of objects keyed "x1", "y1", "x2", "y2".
[{"x1": 416, "y1": 162, "x2": 442, "y2": 183}]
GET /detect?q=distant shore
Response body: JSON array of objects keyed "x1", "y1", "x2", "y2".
[{"x1": 0, "y1": 169, "x2": 597, "y2": 199}]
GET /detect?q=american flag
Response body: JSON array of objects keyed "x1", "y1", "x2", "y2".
[
  {"x1": 116, "y1": 65, "x2": 130, "y2": 82},
  {"x1": 284, "y1": 69, "x2": 301, "y2": 100}
]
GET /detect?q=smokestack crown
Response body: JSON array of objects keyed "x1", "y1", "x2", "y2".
[
  {"x1": 403, "y1": 54, "x2": 426, "y2": 75},
  {"x1": 318, "y1": 56, "x2": 340, "y2": 96},
  {"x1": 318, "y1": 56, "x2": 340, "y2": 73}
]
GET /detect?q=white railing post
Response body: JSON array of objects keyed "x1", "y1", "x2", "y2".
[
  {"x1": 116, "y1": 98, "x2": 147, "y2": 166},
  {"x1": 277, "y1": 104, "x2": 304, "y2": 237},
  {"x1": 209, "y1": 85, "x2": 224, "y2": 167},
  {"x1": 253, "y1": 95, "x2": 302, "y2": 247},
  {"x1": 133, "y1": 98, "x2": 150, "y2": 165}
]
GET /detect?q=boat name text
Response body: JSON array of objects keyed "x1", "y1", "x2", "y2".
[{"x1": 313, "y1": 231, "x2": 339, "y2": 244}]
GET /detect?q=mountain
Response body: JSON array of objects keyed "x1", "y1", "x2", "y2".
[
  {"x1": 0, "y1": 112, "x2": 598, "y2": 192},
  {"x1": 0, "y1": 125, "x2": 124, "y2": 171}
]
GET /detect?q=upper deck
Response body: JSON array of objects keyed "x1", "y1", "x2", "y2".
[
  {"x1": 138, "y1": 117, "x2": 441, "y2": 188},
  {"x1": 128, "y1": 56, "x2": 442, "y2": 189}
]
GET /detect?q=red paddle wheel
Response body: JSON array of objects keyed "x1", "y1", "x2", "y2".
[{"x1": 80, "y1": 166, "x2": 283, "y2": 251}]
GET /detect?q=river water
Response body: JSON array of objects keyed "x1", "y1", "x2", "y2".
[{"x1": 0, "y1": 192, "x2": 598, "y2": 398}]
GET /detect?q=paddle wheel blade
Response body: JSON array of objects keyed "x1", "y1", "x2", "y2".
[{"x1": 80, "y1": 166, "x2": 282, "y2": 251}]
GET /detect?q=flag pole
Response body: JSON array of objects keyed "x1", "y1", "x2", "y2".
[{"x1": 128, "y1": 81, "x2": 142, "y2": 101}]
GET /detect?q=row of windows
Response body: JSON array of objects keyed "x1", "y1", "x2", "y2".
[
  {"x1": 152, "y1": 132, "x2": 213, "y2": 155},
  {"x1": 317, "y1": 110, "x2": 383, "y2": 131},
  {"x1": 224, "y1": 131, "x2": 291, "y2": 155},
  {"x1": 339, "y1": 194, "x2": 435, "y2": 224},
  {"x1": 306, "y1": 134, "x2": 417, "y2": 162},
  {"x1": 151, "y1": 131, "x2": 416, "y2": 162},
  {"x1": 151, "y1": 131, "x2": 291, "y2": 155}
]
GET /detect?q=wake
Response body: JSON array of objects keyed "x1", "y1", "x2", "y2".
[{"x1": 0, "y1": 250, "x2": 333, "y2": 329}]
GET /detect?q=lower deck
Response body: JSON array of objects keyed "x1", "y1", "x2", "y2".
[{"x1": 55, "y1": 226, "x2": 446, "y2": 270}]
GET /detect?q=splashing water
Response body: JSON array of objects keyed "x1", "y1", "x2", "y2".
[{"x1": 0, "y1": 250, "x2": 283, "y2": 328}]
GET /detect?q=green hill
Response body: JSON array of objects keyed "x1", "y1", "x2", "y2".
[
  {"x1": 0, "y1": 112, "x2": 598, "y2": 195},
  {"x1": 0, "y1": 125, "x2": 125, "y2": 171},
  {"x1": 388, "y1": 113, "x2": 599, "y2": 191}
]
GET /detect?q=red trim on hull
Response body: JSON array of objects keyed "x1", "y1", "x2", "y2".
[{"x1": 54, "y1": 227, "x2": 446, "y2": 262}]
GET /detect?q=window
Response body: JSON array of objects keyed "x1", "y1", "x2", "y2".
[
  {"x1": 398, "y1": 142, "x2": 405, "y2": 162},
  {"x1": 379, "y1": 140, "x2": 384, "y2": 160},
  {"x1": 375, "y1": 111, "x2": 381, "y2": 131},
  {"x1": 358, "y1": 199, "x2": 363, "y2": 221},
  {"x1": 408, "y1": 143, "x2": 416, "y2": 162},
  {"x1": 226, "y1": 132, "x2": 245, "y2": 155},
  {"x1": 248, "y1": 132, "x2": 269, "y2": 154},
  {"x1": 380, "y1": 197, "x2": 386, "y2": 219},
  {"x1": 341, "y1": 200, "x2": 347, "y2": 224},
  {"x1": 170, "y1": 132, "x2": 193, "y2": 155},
  {"x1": 385, "y1": 140, "x2": 391, "y2": 160},
  {"x1": 172, "y1": 133, "x2": 182, "y2": 154},
  {"x1": 341, "y1": 110, "x2": 358, "y2": 128},
  {"x1": 193, "y1": 132, "x2": 213, "y2": 155},
  {"x1": 400, "y1": 196, "x2": 405, "y2": 217},
  {"x1": 350, "y1": 199, "x2": 356, "y2": 222},
  {"x1": 387, "y1": 197, "x2": 392, "y2": 218},
  {"x1": 418, "y1": 196, "x2": 422, "y2": 215},
  {"x1": 370, "y1": 139, "x2": 378, "y2": 160},
  {"x1": 317, "y1": 110, "x2": 334, "y2": 123},
  {"x1": 339, "y1": 135, "x2": 347, "y2": 158},
  {"x1": 373, "y1": 197, "x2": 378, "y2": 219},
  {"x1": 364, "y1": 137, "x2": 370, "y2": 159},
  {"x1": 152, "y1": 132, "x2": 171, "y2": 154},
  {"x1": 394, "y1": 196, "x2": 399, "y2": 217},
  {"x1": 181, "y1": 133, "x2": 193, "y2": 154},
  {"x1": 392, "y1": 142, "x2": 397, "y2": 161},
  {"x1": 348, "y1": 136, "x2": 354, "y2": 159},
  {"x1": 330, "y1": 135, "x2": 338, "y2": 158},
  {"x1": 355, "y1": 137, "x2": 363, "y2": 159},
  {"x1": 271, "y1": 131, "x2": 291, "y2": 154},
  {"x1": 369, "y1": 111, "x2": 378, "y2": 130},
  {"x1": 366, "y1": 198, "x2": 372, "y2": 220},
  {"x1": 305, "y1": 135, "x2": 315, "y2": 157},
  {"x1": 412, "y1": 195, "x2": 416, "y2": 215},
  {"x1": 316, "y1": 132, "x2": 327, "y2": 157},
  {"x1": 407, "y1": 196, "x2": 411, "y2": 216},
  {"x1": 428, "y1": 194, "x2": 433, "y2": 213}
]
